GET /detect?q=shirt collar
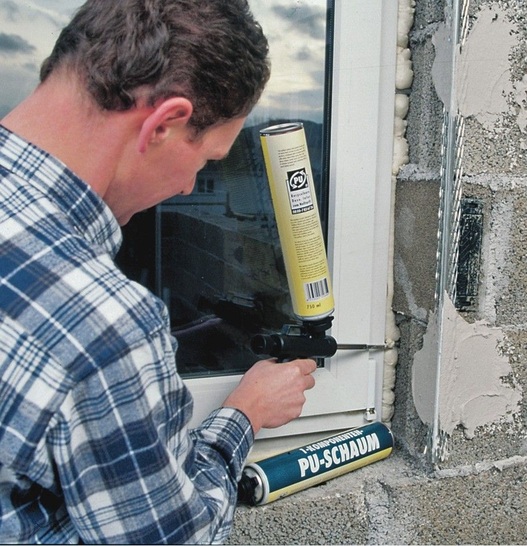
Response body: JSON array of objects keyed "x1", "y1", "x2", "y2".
[{"x1": 0, "y1": 124, "x2": 122, "y2": 257}]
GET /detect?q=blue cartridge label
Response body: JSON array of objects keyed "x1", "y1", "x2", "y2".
[{"x1": 251, "y1": 422, "x2": 393, "y2": 502}]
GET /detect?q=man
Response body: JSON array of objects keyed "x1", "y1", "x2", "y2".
[{"x1": 0, "y1": 1, "x2": 317, "y2": 543}]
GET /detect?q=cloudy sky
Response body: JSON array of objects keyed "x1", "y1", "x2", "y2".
[{"x1": 0, "y1": 0, "x2": 327, "y2": 122}]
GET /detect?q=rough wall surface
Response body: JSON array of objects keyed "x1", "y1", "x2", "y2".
[
  {"x1": 229, "y1": 452, "x2": 527, "y2": 545},
  {"x1": 231, "y1": 0, "x2": 527, "y2": 543},
  {"x1": 393, "y1": 0, "x2": 527, "y2": 467}
]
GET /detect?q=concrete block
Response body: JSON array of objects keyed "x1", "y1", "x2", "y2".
[{"x1": 393, "y1": 175, "x2": 440, "y2": 321}]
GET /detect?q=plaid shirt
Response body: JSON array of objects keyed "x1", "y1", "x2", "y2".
[{"x1": 0, "y1": 125, "x2": 253, "y2": 544}]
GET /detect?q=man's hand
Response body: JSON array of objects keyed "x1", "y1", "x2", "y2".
[{"x1": 222, "y1": 358, "x2": 317, "y2": 434}]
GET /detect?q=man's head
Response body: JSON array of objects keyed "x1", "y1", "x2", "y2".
[{"x1": 40, "y1": 0, "x2": 270, "y2": 134}]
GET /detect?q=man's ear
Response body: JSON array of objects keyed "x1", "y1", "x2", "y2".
[{"x1": 137, "y1": 97, "x2": 193, "y2": 153}]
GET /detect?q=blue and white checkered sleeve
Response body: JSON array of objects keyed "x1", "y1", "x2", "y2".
[{"x1": 50, "y1": 331, "x2": 253, "y2": 545}]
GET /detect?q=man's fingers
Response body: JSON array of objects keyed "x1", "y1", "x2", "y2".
[{"x1": 295, "y1": 358, "x2": 317, "y2": 374}]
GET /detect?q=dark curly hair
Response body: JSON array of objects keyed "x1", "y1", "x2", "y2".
[{"x1": 40, "y1": 0, "x2": 270, "y2": 132}]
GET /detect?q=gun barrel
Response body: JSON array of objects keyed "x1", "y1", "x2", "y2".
[{"x1": 251, "y1": 333, "x2": 337, "y2": 359}]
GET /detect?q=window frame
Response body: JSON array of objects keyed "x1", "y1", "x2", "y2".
[{"x1": 185, "y1": 0, "x2": 399, "y2": 445}]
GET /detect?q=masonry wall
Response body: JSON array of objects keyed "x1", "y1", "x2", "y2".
[{"x1": 392, "y1": 0, "x2": 527, "y2": 468}]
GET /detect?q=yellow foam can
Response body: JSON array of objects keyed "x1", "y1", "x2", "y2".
[{"x1": 260, "y1": 122, "x2": 334, "y2": 322}]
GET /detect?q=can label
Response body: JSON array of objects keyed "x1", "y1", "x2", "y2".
[
  {"x1": 242, "y1": 422, "x2": 393, "y2": 505},
  {"x1": 260, "y1": 123, "x2": 334, "y2": 321},
  {"x1": 286, "y1": 167, "x2": 313, "y2": 214}
]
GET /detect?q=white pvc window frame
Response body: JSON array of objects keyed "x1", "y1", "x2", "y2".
[{"x1": 186, "y1": 0, "x2": 398, "y2": 447}]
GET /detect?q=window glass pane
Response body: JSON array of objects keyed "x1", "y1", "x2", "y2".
[{"x1": 122, "y1": 0, "x2": 333, "y2": 378}]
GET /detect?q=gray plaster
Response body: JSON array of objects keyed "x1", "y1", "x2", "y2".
[{"x1": 396, "y1": 0, "x2": 527, "y2": 465}]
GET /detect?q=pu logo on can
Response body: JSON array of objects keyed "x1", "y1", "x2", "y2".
[
  {"x1": 287, "y1": 168, "x2": 309, "y2": 192},
  {"x1": 286, "y1": 167, "x2": 313, "y2": 214}
]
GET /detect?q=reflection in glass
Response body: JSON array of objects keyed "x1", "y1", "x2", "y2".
[{"x1": 117, "y1": 0, "x2": 332, "y2": 377}]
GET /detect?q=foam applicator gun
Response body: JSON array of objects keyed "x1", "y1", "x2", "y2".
[
  {"x1": 253, "y1": 123, "x2": 389, "y2": 361},
  {"x1": 250, "y1": 317, "x2": 388, "y2": 360},
  {"x1": 254, "y1": 123, "x2": 336, "y2": 359}
]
